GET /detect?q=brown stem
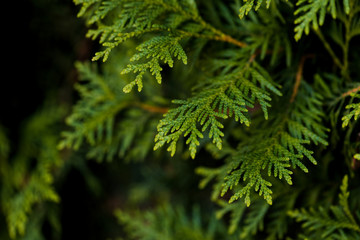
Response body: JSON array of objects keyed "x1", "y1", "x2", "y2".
[
  {"x1": 290, "y1": 54, "x2": 315, "y2": 103},
  {"x1": 134, "y1": 102, "x2": 169, "y2": 114},
  {"x1": 214, "y1": 34, "x2": 248, "y2": 48},
  {"x1": 249, "y1": 51, "x2": 258, "y2": 63},
  {"x1": 342, "y1": 85, "x2": 360, "y2": 98},
  {"x1": 175, "y1": 29, "x2": 247, "y2": 48}
]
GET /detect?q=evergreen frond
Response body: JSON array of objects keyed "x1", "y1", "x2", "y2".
[
  {"x1": 342, "y1": 92, "x2": 360, "y2": 128},
  {"x1": 239, "y1": 5, "x2": 293, "y2": 66},
  {"x1": 294, "y1": 0, "x2": 352, "y2": 41},
  {"x1": 199, "y1": 83, "x2": 328, "y2": 206},
  {"x1": 0, "y1": 106, "x2": 65, "y2": 239},
  {"x1": 87, "y1": 109, "x2": 160, "y2": 162},
  {"x1": 115, "y1": 204, "x2": 235, "y2": 240},
  {"x1": 294, "y1": 0, "x2": 336, "y2": 41},
  {"x1": 74, "y1": 0, "x2": 242, "y2": 93},
  {"x1": 289, "y1": 175, "x2": 360, "y2": 239},
  {"x1": 238, "y1": 200, "x2": 270, "y2": 238},
  {"x1": 58, "y1": 62, "x2": 130, "y2": 151},
  {"x1": 154, "y1": 57, "x2": 281, "y2": 159},
  {"x1": 239, "y1": 0, "x2": 273, "y2": 19},
  {"x1": 59, "y1": 60, "x2": 163, "y2": 162},
  {"x1": 214, "y1": 181, "x2": 300, "y2": 238},
  {"x1": 121, "y1": 35, "x2": 188, "y2": 93}
]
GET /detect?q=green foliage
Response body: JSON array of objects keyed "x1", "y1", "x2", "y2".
[
  {"x1": 67, "y1": 0, "x2": 360, "y2": 209},
  {"x1": 74, "y1": 0, "x2": 237, "y2": 93},
  {"x1": 294, "y1": 0, "x2": 337, "y2": 41},
  {"x1": 238, "y1": 5, "x2": 293, "y2": 66},
  {"x1": 294, "y1": 0, "x2": 358, "y2": 41},
  {"x1": 58, "y1": 61, "x2": 129, "y2": 152},
  {"x1": 239, "y1": 0, "x2": 274, "y2": 19},
  {"x1": 5, "y1": 0, "x2": 360, "y2": 239},
  {"x1": 198, "y1": 83, "x2": 328, "y2": 206},
  {"x1": 59, "y1": 54, "x2": 163, "y2": 162},
  {"x1": 154, "y1": 55, "x2": 282, "y2": 159},
  {"x1": 0, "y1": 106, "x2": 65, "y2": 239},
  {"x1": 115, "y1": 204, "x2": 235, "y2": 240},
  {"x1": 121, "y1": 35, "x2": 188, "y2": 92},
  {"x1": 237, "y1": 0, "x2": 357, "y2": 41},
  {"x1": 342, "y1": 92, "x2": 360, "y2": 128},
  {"x1": 289, "y1": 175, "x2": 360, "y2": 239}
]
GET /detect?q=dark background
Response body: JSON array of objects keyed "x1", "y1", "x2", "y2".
[{"x1": 2, "y1": 0, "x2": 113, "y2": 239}]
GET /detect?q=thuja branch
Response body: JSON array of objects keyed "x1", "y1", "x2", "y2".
[
  {"x1": 290, "y1": 54, "x2": 315, "y2": 103},
  {"x1": 133, "y1": 102, "x2": 169, "y2": 114},
  {"x1": 341, "y1": 85, "x2": 360, "y2": 98},
  {"x1": 176, "y1": 29, "x2": 247, "y2": 48},
  {"x1": 213, "y1": 34, "x2": 247, "y2": 48},
  {"x1": 150, "y1": 0, "x2": 247, "y2": 48}
]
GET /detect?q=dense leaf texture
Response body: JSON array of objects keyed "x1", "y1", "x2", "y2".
[
  {"x1": 154, "y1": 58, "x2": 282, "y2": 158},
  {"x1": 198, "y1": 84, "x2": 328, "y2": 206},
  {"x1": 289, "y1": 176, "x2": 360, "y2": 239}
]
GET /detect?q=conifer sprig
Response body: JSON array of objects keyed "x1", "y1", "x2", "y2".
[
  {"x1": 121, "y1": 35, "x2": 188, "y2": 93},
  {"x1": 289, "y1": 175, "x2": 360, "y2": 238},
  {"x1": 294, "y1": 0, "x2": 351, "y2": 41},
  {"x1": 59, "y1": 61, "x2": 163, "y2": 162},
  {"x1": 238, "y1": 0, "x2": 273, "y2": 19},
  {"x1": 198, "y1": 83, "x2": 328, "y2": 206},
  {"x1": 58, "y1": 62, "x2": 130, "y2": 151},
  {"x1": 0, "y1": 107, "x2": 64, "y2": 239},
  {"x1": 342, "y1": 92, "x2": 360, "y2": 128},
  {"x1": 75, "y1": 0, "x2": 247, "y2": 93},
  {"x1": 115, "y1": 204, "x2": 233, "y2": 240},
  {"x1": 154, "y1": 57, "x2": 282, "y2": 159}
]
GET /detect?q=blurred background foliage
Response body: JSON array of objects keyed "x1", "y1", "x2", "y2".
[
  {"x1": 1, "y1": 3, "x2": 214, "y2": 239},
  {"x1": 0, "y1": 0, "x2": 115, "y2": 239}
]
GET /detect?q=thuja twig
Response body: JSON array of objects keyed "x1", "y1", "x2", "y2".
[
  {"x1": 290, "y1": 54, "x2": 315, "y2": 103},
  {"x1": 134, "y1": 102, "x2": 169, "y2": 114},
  {"x1": 342, "y1": 85, "x2": 360, "y2": 98}
]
